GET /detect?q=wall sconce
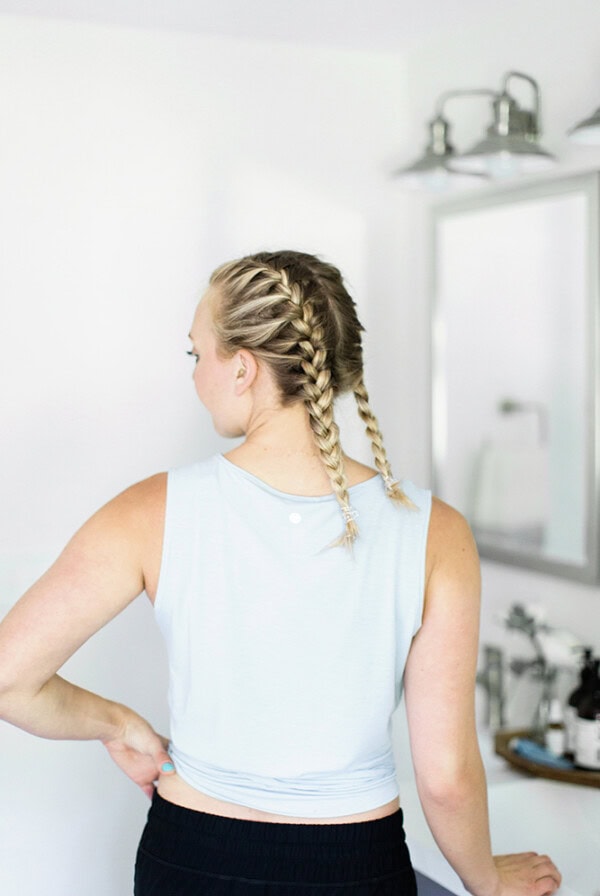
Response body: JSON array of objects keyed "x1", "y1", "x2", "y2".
[{"x1": 394, "y1": 70, "x2": 556, "y2": 191}]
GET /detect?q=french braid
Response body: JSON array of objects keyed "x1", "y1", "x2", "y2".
[
  {"x1": 282, "y1": 270, "x2": 358, "y2": 547},
  {"x1": 208, "y1": 250, "x2": 409, "y2": 546}
]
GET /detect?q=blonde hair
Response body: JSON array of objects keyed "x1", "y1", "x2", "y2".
[{"x1": 209, "y1": 250, "x2": 411, "y2": 547}]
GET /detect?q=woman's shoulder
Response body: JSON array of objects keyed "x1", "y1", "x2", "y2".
[
  {"x1": 429, "y1": 495, "x2": 471, "y2": 534},
  {"x1": 111, "y1": 471, "x2": 167, "y2": 514},
  {"x1": 425, "y1": 496, "x2": 480, "y2": 592},
  {"x1": 101, "y1": 474, "x2": 168, "y2": 602},
  {"x1": 89, "y1": 474, "x2": 168, "y2": 560},
  {"x1": 110, "y1": 456, "x2": 219, "y2": 529}
]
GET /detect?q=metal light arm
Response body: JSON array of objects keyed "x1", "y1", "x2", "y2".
[
  {"x1": 501, "y1": 71, "x2": 542, "y2": 121},
  {"x1": 422, "y1": 89, "x2": 497, "y2": 161},
  {"x1": 433, "y1": 87, "x2": 497, "y2": 118},
  {"x1": 496, "y1": 71, "x2": 543, "y2": 139}
]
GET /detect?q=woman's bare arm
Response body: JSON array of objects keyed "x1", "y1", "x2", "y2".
[
  {"x1": 403, "y1": 498, "x2": 561, "y2": 896},
  {"x1": 0, "y1": 473, "x2": 173, "y2": 795}
]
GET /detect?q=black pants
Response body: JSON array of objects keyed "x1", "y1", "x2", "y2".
[{"x1": 134, "y1": 792, "x2": 417, "y2": 896}]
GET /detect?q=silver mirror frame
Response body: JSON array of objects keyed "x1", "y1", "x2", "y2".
[{"x1": 430, "y1": 171, "x2": 600, "y2": 585}]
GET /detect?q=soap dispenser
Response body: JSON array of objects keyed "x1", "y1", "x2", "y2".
[
  {"x1": 565, "y1": 648, "x2": 595, "y2": 759},
  {"x1": 574, "y1": 659, "x2": 600, "y2": 770}
]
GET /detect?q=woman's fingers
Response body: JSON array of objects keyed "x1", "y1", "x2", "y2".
[
  {"x1": 529, "y1": 853, "x2": 562, "y2": 888},
  {"x1": 534, "y1": 857, "x2": 562, "y2": 894},
  {"x1": 494, "y1": 852, "x2": 562, "y2": 895},
  {"x1": 102, "y1": 718, "x2": 176, "y2": 793}
]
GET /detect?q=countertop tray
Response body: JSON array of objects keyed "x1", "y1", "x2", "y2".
[{"x1": 494, "y1": 728, "x2": 600, "y2": 788}]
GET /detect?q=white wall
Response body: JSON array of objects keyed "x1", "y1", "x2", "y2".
[
  {"x1": 0, "y1": 14, "x2": 408, "y2": 895},
  {"x1": 3, "y1": 3, "x2": 600, "y2": 892},
  {"x1": 392, "y1": 0, "x2": 600, "y2": 716}
]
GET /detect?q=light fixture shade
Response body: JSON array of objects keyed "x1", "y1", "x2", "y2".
[
  {"x1": 393, "y1": 114, "x2": 487, "y2": 190},
  {"x1": 451, "y1": 86, "x2": 556, "y2": 178},
  {"x1": 394, "y1": 162, "x2": 452, "y2": 192},
  {"x1": 451, "y1": 134, "x2": 556, "y2": 177},
  {"x1": 567, "y1": 106, "x2": 600, "y2": 145},
  {"x1": 393, "y1": 150, "x2": 485, "y2": 191}
]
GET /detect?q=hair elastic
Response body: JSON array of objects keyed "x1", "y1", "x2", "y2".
[
  {"x1": 341, "y1": 505, "x2": 359, "y2": 524},
  {"x1": 382, "y1": 473, "x2": 400, "y2": 493}
]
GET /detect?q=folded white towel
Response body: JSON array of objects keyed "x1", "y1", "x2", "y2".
[{"x1": 471, "y1": 441, "x2": 550, "y2": 535}]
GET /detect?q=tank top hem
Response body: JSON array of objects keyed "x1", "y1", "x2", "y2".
[{"x1": 170, "y1": 746, "x2": 400, "y2": 818}]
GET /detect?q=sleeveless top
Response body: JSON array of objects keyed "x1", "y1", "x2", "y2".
[{"x1": 154, "y1": 454, "x2": 432, "y2": 817}]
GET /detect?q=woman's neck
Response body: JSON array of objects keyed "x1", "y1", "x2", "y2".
[{"x1": 223, "y1": 404, "x2": 375, "y2": 495}]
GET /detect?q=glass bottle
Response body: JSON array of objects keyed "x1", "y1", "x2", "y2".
[
  {"x1": 544, "y1": 698, "x2": 566, "y2": 756},
  {"x1": 564, "y1": 648, "x2": 595, "y2": 759}
]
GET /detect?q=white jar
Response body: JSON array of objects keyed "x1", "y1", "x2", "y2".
[{"x1": 574, "y1": 716, "x2": 600, "y2": 770}]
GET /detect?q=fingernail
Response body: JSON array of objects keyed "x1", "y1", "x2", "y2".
[{"x1": 161, "y1": 761, "x2": 174, "y2": 773}]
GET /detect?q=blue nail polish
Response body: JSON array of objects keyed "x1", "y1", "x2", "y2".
[{"x1": 161, "y1": 761, "x2": 174, "y2": 773}]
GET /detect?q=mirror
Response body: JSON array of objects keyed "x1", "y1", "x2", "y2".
[{"x1": 431, "y1": 172, "x2": 600, "y2": 584}]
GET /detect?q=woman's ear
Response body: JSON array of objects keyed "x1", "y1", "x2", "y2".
[{"x1": 233, "y1": 350, "x2": 257, "y2": 394}]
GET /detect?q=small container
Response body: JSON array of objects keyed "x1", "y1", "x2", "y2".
[
  {"x1": 565, "y1": 648, "x2": 595, "y2": 759},
  {"x1": 544, "y1": 698, "x2": 566, "y2": 756},
  {"x1": 574, "y1": 659, "x2": 600, "y2": 771}
]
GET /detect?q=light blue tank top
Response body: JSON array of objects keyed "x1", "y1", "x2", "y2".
[{"x1": 154, "y1": 454, "x2": 432, "y2": 817}]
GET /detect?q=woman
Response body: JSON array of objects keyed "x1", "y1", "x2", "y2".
[{"x1": 0, "y1": 250, "x2": 560, "y2": 896}]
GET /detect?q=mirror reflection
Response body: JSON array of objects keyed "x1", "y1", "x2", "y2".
[{"x1": 432, "y1": 172, "x2": 600, "y2": 583}]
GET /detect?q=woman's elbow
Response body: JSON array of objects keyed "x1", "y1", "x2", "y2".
[
  {"x1": 413, "y1": 754, "x2": 486, "y2": 807},
  {"x1": 0, "y1": 669, "x2": 36, "y2": 721}
]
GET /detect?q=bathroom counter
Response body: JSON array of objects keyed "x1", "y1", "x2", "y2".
[
  {"x1": 395, "y1": 727, "x2": 600, "y2": 896},
  {"x1": 399, "y1": 774, "x2": 600, "y2": 896}
]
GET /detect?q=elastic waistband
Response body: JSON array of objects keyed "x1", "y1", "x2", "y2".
[
  {"x1": 139, "y1": 792, "x2": 413, "y2": 885},
  {"x1": 148, "y1": 791, "x2": 406, "y2": 846}
]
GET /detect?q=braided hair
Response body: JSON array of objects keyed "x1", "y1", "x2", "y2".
[{"x1": 209, "y1": 250, "x2": 410, "y2": 546}]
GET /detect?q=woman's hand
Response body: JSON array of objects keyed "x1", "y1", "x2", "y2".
[
  {"x1": 102, "y1": 710, "x2": 175, "y2": 799},
  {"x1": 491, "y1": 852, "x2": 562, "y2": 896}
]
